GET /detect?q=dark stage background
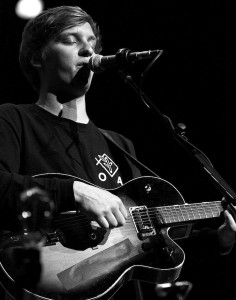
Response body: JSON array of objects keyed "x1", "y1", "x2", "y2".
[{"x1": 0, "y1": 1, "x2": 235, "y2": 299}]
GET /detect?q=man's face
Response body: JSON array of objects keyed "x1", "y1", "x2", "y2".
[{"x1": 39, "y1": 22, "x2": 96, "y2": 100}]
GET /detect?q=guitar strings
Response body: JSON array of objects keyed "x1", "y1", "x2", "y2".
[
  {"x1": 50, "y1": 200, "x2": 222, "y2": 232},
  {"x1": 52, "y1": 201, "x2": 222, "y2": 226}
]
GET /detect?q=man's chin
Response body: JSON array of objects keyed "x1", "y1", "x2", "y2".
[
  {"x1": 71, "y1": 72, "x2": 92, "y2": 93},
  {"x1": 55, "y1": 85, "x2": 89, "y2": 103},
  {"x1": 72, "y1": 81, "x2": 91, "y2": 95},
  {"x1": 75, "y1": 66, "x2": 92, "y2": 84}
]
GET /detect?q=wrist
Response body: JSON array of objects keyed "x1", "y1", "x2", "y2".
[{"x1": 73, "y1": 181, "x2": 84, "y2": 204}]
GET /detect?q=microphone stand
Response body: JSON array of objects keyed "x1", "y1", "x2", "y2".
[{"x1": 117, "y1": 48, "x2": 236, "y2": 206}]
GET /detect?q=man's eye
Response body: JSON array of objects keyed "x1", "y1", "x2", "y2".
[
  {"x1": 57, "y1": 35, "x2": 77, "y2": 44},
  {"x1": 62, "y1": 38, "x2": 77, "y2": 44}
]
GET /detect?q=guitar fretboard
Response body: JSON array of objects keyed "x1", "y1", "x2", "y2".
[{"x1": 156, "y1": 201, "x2": 222, "y2": 225}]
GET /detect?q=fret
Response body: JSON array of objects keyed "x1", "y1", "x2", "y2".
[{"x1": 156, "y1": 201, "x2": 222, "y2": 225}]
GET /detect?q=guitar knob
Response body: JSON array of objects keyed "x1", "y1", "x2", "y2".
[
  {"x1": 90, "y1": 232, "x2": 97, "y2": 240},
  {"x1": 145, "y1": 184, "x2": 152, "y2": 193},
  {"x1": 162, "y1": 246, "x2": 174, "y2": 258}
]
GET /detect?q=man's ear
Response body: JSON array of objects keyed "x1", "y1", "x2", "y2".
[{"x1": 30, "y1": 53, "x2": 42, "y2": 68}]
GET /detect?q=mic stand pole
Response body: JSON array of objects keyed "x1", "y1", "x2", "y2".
[{"x1": 119, "y1": 68, "x2": 236, "y2": 206}]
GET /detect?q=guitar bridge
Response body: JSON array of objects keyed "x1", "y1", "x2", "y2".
[{"x1": 129, "y1": 206, "x2": 156, "y2": 240}]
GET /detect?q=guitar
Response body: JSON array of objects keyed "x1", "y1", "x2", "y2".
[{"x1": 0, "y1": 175, "x2": 224, "y2": 300}]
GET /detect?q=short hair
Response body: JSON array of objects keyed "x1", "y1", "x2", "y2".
[{"x1": 19, "y1": 6, "x2": 102, "y2": 91}]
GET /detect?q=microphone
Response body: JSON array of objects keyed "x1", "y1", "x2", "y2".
[{"x1": 88, "y1": 48, "x2": 163, "y2": 73}]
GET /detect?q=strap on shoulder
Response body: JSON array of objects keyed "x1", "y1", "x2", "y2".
[{"x1": 99, "y1": 129, "x2": 160, "y2": 178}]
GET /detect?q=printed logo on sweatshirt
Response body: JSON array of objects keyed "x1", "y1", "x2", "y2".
[{"x1": 95, "y1": 153, "x2": 118, "y2": 177}]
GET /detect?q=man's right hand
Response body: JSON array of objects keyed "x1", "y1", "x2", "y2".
[{"x1": 73, "y1": 181, "x2": 127, "y2": 229}]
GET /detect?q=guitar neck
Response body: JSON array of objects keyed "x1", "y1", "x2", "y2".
[{"x1": 157, "y1": 201, "x2": 223, "y2": 226}]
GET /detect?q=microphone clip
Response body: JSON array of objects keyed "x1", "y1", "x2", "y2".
[{"x1": 115, "y1": 48, "x2": 134, "y2": 68}]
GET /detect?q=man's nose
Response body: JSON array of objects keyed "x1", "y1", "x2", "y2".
[{"x1": 78, "y1": 42, "x2": 94, "y2": 57}]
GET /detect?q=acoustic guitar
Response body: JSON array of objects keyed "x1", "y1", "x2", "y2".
[{"x1": 0, "y1": 175, "x2": 223, "y2": 300}]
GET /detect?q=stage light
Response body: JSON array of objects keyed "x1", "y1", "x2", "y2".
[{"x1": 15, "y1": 0, "x2": 44, "y2": 19}]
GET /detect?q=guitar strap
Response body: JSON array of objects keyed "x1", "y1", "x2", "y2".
[{"x1": 99, "y1": 129, "x2": 160, "y2": 178}]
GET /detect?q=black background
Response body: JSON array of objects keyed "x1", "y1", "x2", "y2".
[{"x1": 0, "y1": 0, "x2": 235, "y2": 299}]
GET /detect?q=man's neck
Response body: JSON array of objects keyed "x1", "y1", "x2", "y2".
[{"x1": 36, "y1": 92, "x2": 89, "y2": 124}]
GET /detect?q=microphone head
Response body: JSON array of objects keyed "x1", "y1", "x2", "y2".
[{"x1": 88, "y1": 54, "x2": 103, "y2": 73}]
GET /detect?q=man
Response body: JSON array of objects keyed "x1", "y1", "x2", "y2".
[
  {"x1": 0, "y1": 6, "x2": 137, "y2": 231},
  {"x1": 0, "y1": 5, "x2": 235, "y2": 300}
]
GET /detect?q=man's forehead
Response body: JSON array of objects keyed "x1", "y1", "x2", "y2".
[{"x1": 61, "y1": 23, "x2": 95, "y2": 36}]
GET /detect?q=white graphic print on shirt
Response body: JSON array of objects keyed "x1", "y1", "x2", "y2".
[{"x1": 95, "y1": 153, "x2": 123, "y2": 185}]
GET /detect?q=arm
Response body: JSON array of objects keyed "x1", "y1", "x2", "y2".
[
  {"x1": 0, "y1": 105, "x2": 127, "y2": 230},
  {"x1": 73, "y1": 181, "x2": 127, "y2": 228}
]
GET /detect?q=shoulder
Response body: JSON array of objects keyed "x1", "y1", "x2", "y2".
[
  {"x1": 99, "y1": 128, "x2": 136, "y2": 152},
  {"x1": 0, "y1": 103, "x2": 28, "y2": 117},
  {"x1": 0, "y1": 103, "x2": 34, "y2": 129},
  {"x1": 0, "y1": 103, "x2": 20, "y2": 122},
  {"x1": 99, "y1": 128, "x2": 131, "y2": 142},
  {"x1": 0, "y1": 102, "x2": 37, "y2": 116},
  {"x1": 0, "y1": 103, "x2": 18, "y2": 114}
]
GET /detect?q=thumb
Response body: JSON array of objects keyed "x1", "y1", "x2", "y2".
[{"x1": 223, "y1": 210, "x2": 236, "y2": 231}]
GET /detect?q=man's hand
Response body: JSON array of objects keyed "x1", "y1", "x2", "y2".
[
  {"x1": 217, "y1": 203, "x2": 236, "y2": 253},
  {"x1": 73, "y1": 181, "x2": 127, "y2": 229}
]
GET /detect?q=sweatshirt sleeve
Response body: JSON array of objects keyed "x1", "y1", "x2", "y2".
[{"x1": 0, "y1": 105, "x2": 76, "y2": 230}]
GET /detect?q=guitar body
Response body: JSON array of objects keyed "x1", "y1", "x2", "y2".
[{"x1": 0, "y1": 176, "x2": 186, "y2": 300}]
